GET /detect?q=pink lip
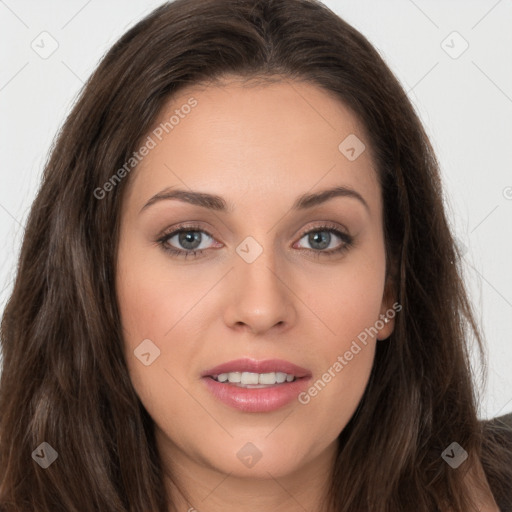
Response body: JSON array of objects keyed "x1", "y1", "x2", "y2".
[
  {"x1": 201, "y1": 358, "x2": 312, "y2": 413},
  {"x1": 201, "y1": 358, "x2": 311, "y2": 378}
]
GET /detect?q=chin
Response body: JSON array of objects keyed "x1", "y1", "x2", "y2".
[{"x1": 198, "y1": 434, "x2": 316, "y2": 479}]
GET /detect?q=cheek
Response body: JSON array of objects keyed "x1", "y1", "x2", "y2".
[
  {"x1": 117, "y1": 274, "x2": 171, "y2": 340},
  {"x1": 292, "y1": 251, "x2": 385, "y2": 436},
  {"x1": 295, "y1": 278, "x2": 380, "y2": 446},
  {"x1": 116, "y1": 242, "x2": 173, "y2": 393},
  {"x1": 300, "y1": 253, "x2": 386, "y2": 350},
  {"x1": 116, "y1": 240, "x2": 193, "y2": 343},
  {"x1": 297, "y1": 340, "x2": 375, "y2": 456},
  {"x1": 117, "y1": 269, "x2": 200, "y2": 445},
  {"x1": 116, "y1": 244, "x2": 213, "y2": 414}
]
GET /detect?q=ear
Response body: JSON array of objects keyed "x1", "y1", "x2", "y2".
[{"x1": 376, "y1": 266, "x2": 399, "y2": 341}]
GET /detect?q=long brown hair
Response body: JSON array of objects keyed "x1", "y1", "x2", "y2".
[{"x1": 1, "y1": 0, "x2": 510, "y2": 510}]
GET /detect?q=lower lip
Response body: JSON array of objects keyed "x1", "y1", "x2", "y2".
[{"x1": 202, "y1": 376, "x2": 311, "y2": 412}]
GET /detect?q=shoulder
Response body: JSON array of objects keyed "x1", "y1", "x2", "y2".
[
  {"x1": 479, "y1": 412, "x2": 512, "y2": 512},
  {"x1": 465, "y1": 455, "x2": 501, "y2": 512}
]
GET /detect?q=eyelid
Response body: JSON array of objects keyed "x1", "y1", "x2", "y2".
[
  {"x1": 298, "y1": 221, "x2": 349, "y2": 237},
  {"x1": 157, "y1": 222, "x2": 218, "y2": 244}
]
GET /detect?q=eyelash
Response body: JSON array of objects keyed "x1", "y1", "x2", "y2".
[{"x1": 156, "y1": 222, "x2": 354, "y2": 260}]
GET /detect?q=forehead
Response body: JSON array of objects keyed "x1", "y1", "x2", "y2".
[{"x1": 124, "y1": 77, "x2": 380, "y2": 217}]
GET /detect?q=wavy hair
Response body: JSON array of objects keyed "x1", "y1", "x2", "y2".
[{"x1": 1, "y1": 0, "x2": 510, "y2": 510}]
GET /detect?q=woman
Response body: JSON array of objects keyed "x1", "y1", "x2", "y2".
[{"x1": 0, "y1": 0, "x2": 510, "y2": 511}]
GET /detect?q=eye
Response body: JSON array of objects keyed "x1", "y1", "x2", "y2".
[
  {"x1": 156, "y1": 222, "x2": 354, "y2": 259},
  {"x1": 294, "y1": 223, "x2": 354, "y2": 258},
  {"x1": 157, "y1": 223, "x2": 217, "y2": 259}
]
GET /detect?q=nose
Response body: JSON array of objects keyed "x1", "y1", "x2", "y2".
[{"x1": 223, "y1": 247, "x2": 297, "y2": 336}]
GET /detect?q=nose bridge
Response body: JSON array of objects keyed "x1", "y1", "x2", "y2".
[
  {"x1": 234, "y1": 233, "x2": 283, "y2": 295},
  {"x1": 224, "y1": 233, "x2": 295, "y2": 332}
]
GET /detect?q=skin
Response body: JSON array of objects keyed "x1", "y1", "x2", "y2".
[
  {"x1": 115, "y1": 77, "x2": 496, "y2": 512},
  {"x1": 462, "y1": 458, "x2": 500, "y2": 512}
]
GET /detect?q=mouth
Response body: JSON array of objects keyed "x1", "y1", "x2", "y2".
[
  {"x1": 201, "y1": 357, "x2": 311, "y2": 383},
  {"x1": 201, "y1": 358, "x2": 312, "y2": 412}
]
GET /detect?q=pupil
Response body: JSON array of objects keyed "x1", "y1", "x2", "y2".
[
  {"x1": 179, "y1": 231, "x2": 201, "y2": 249},
  {"x1": 310, "y1": 231, "x2": 329, "y2": 250}
]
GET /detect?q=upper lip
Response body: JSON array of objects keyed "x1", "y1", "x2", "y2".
[{"x1": 201, "y1": 358, "x2": 311, "y2": 378}]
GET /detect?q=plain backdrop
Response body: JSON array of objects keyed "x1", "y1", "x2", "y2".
[{"x1": 0, "y1": 0, "x2": 511, "y2": 419}]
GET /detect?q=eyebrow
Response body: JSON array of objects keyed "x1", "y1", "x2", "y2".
[{"x1": 139, "y1": 185, "x2": 370, "y2": 214}]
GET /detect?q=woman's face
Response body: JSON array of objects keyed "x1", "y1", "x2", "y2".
[{"x1": 116, "y1": 77, "x2": 396, "y2": 481}]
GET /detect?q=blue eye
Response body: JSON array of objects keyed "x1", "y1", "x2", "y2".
[
  {"x1": 157, "y1": 222, "x2": 354, "y2": 259},
  {"x1": 157, "y1": 224, "x2": 215, "y2": 259},
  {"x1": 295, "y1": 226, "x2": 353, "y2": 256}
]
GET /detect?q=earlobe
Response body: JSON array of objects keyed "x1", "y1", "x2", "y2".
[
  {"x1": 377, "y1": 277, "x2": 398, "y2": 341},
  {"x1": 376, "y1": 313, "x2": 395, "y2": 341}
]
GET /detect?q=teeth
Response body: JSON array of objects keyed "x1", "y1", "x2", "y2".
[
  {"x1": 227, "y1": 371, "x2": 241, "y2": 383},
  {"x1": 241, "y1": 372, "x2": 260, "y2": 385},
  {"x1": 276, "y1": 372, "x2": 287, "y2": 383},
  {"x1": 213, "y1": 371, "x2": 297, "y2": 385}
]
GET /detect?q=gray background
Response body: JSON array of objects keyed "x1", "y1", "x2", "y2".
[{"x1": 1, "y1": 0, "x2": 511, "y2": 419}]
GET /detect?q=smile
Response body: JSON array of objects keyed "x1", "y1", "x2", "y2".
[{"x1": 201, "y1": 358, "x2": 312, "y2": 412}]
